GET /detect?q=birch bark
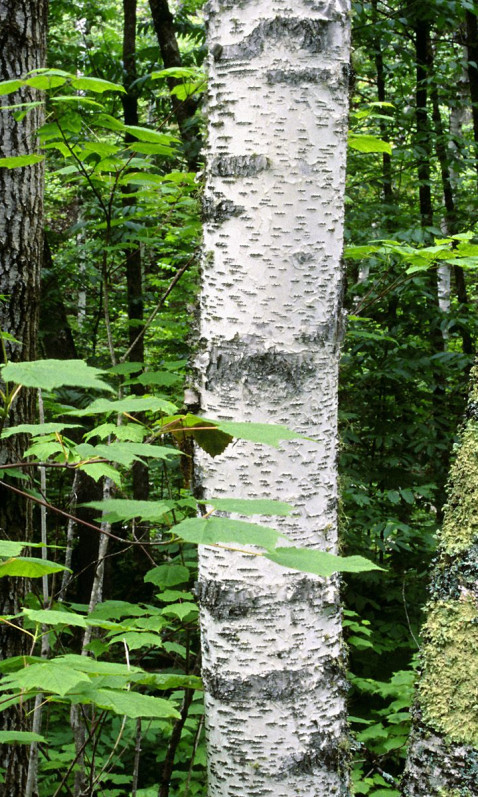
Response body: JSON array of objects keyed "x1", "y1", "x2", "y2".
[{"x1": 196, "y1": 2, "x2": 351, "y2": 795}]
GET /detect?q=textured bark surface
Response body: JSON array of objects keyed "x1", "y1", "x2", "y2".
[
  {"x1": 401, "y1": 366, "x2": 478, "y2": 796},
  {"x1": 196, "y1": 2, "x2": 351, "y2": 795},
  {"x1": 0, "y1": 2, "x2": 47, "y2": 792}
]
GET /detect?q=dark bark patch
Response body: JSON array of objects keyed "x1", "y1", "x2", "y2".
[
  {"x1": 202, "y1": 195, "x2": 245, "y2": 224},
  {"x1": 217, "y1": 18, "x2": 330, "y2": 62},
  {"x1": 203, "y1": 667, "x2": 314, "y2": 703},
  {"x1": 210, "y1": 154, "x2": 269, "y2": 177}
]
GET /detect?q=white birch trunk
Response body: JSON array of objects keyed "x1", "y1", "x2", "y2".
[{"x1": 196, "y1": 2, "x2": 351, "y2": 795}]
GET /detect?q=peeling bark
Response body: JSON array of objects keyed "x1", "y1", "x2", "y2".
[{"x1": 197, "y1": 2, "x2": 351, "y2": 795}]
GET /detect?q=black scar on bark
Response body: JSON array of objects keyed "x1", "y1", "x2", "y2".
[
  {"x1": 203, "y1": 667, "x2": 314, "y2": 703},
  {"x1": 202, "y1": 195, "x2": 245, "y2": 224},
  {"x1": 276, "y1": 729, "x2": 348, "y2": 779},
  {"x1": 210, "y1": 154, "x2": 269, "y2": 177},
  {"x1": 195, "y1": 576, "x2": 335, "y2": 619},
  {"x1": 214, "y1": 17, "x2": 330, "y2": 62},
  {"x1": 266, "y1": 67, "x2": 343, "y2": 87},
  {"x1": 205, "y1": 348, "x2": 319, "y2": 394}
]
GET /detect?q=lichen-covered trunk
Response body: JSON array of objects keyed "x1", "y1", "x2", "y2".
[
  {"x1": 0, "y1": 1, "x2": 47, "y2": 792},
  {"x1": 196, "y1": 2, "x2": 351, "y2": 795},
  {"x1": 401, "y1": 364, "x2": 478, "y2": 796}
]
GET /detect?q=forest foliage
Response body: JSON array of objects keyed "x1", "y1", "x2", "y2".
[{"x1": 0, "y1": 0, "x2": 478, "y2": 795}]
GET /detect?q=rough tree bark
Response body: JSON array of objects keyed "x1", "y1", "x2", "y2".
[
  {"x1": 0, "y1": 0, "x2": 48, "y2": 793},
  {"x1": 195, "y1": 1, "x2": 351, "y2": 795},
  {"x1": 401, "y1": 364, "x2": 478, "y2": 796}
]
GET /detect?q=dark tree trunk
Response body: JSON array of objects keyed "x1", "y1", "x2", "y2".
[
  {"x1": 371, "y1": 0, "x2": 393, "y2": 209},
  {"x1": 148, "y1": 0, "x2": 201, "y2": 170},
  {"x1": 121, "y1": 0, "x2": 149, "y2": 506},
  {"x1": 415, "y1": 18, "x2": 433, "y2": 229},
  {"x1": 0, "y1": 1, "x2": 48, "y2": 792},
  {"x1": 465, "y1": 9, "x2": 478, "y2": 182}
]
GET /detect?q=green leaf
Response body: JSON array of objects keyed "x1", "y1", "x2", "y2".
[
  {"x1": 1, "y1": 422, "x2": 81, "y2": 439},
  {"x1": 0, "y1": 731, "x2": 46, "y2": 744},
  {"x1": 70, "y1": 395, "x2": 177, "y2": 417},
  {"x1": 161, "y1": 603, "x2": 198, "y2": 621},
  {"x1": 264, "y1": 548, "x2": 384, "y2": 577},
  {"x1": 172, "y1": 516, "x2": 288, "y2": 550},
  {"x1": 108, "y1": 631, "x2": 163, "y2": 650},
  {"x1": 71, "y1": 76, "x2": 126, "y2": 93},
  {"x1": 123, "y1": 126, "x2": 179, "y2": 144},
  {"x1": 54, "y1": 655, "x2": 143, "y2": 675},
  {"x1": 348, "y1": 134, "x2": 393, "y2": 154},
  {"x1": 25, "y1": 75, "x2": 66, "y2": 90},
  {"x1": 202, "y1": 498, "x2": 294, "y2": 516},
  {"x1": 1, "y1": 663, "x2": 90, "y2": 697},
  {"x1": 151, "y1": 67, "x2": 197, "y2": 80},
  {"x1": 144, "y1": 564, "x2": 190, "y2": 589},
  {"x1": 80, "y1": 462, "x2": 122, "y2": 487},
  {"x1": 0, "y1": 558, "x2": 69, "y2": 578},
  {"x1": 0, "y1": 541, "x2": 25, "y2": 558},
  {"x1": 213, "y1": 421, "x2": 305, "y2": 447},
  {"x1": 23, "y1": 608, "x2": 87, "y2": 628},
  {"x1": 84, "y1": 499, "x2": 173, "y2": 523},
  {"x1": 1, "y1": 359, "x2": 112, "y2": 392},
  {"x1": 92, "y1": 688, "x2": 180, "y2": 719},
  {"x1": 0, "y1": 79, "x2": 23, "y2": 95},
  {"x1": 0, "y1": 154, "x2": 44, "y2": 168},
  {"x1": 76, "y1": 442, "x2": 180, "y2": 468}
]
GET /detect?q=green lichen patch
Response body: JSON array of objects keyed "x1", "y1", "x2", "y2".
[
  {"x1": 440, "y1": 420, "x2": 478, "y2": 556},
  {"x1": 419, "y1": 598, "x2": 478, "y2": 746}
]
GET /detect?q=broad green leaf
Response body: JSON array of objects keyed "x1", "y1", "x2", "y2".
[
  {"x1": 1, "y1": 359, "x2": 112, "y2": 392},
  {"x1": 0, "y1": 541, "x2": 25, "y2": 558},
  {"x1": 0, "y1": 731, "x2": 46, "y2": 744},
  {"x1": 92, "y1": 688, "x2": 180, "y2": 719},
  {"x1": 0, "y1": 154, "x2": 44, "y2": 168},
  {"x1": 50, "y1": 95, "x2": 103, "y2": 107},
  {"x1": 123, "y1": 125, "x2": 179, "y2": 144},
  {"x1": 1, "y1": 422, "x2": 81, "y2": 439},
  {"x1": 70, "y1": 395, "x2": 177, "y2": 417},
  {"x1": 25, "y1": 75, "x2": 66, "y2": 90},
  {"x1": 84, "y1": 498, "x2": 173, "y2": 523},
  {"x1": 138, "y1": 673, "x2": 202, "y2": 690},
  {"x1": 172, "y1": 516, "x2": 288, "y2": 550},
  {"x1": 84, "y1": 422, "x2": 146, "y2": 442},
  {"x1": 0, "y1": 558, "x2": 69, "y2": 578},
  {"x1": 345, "y1": 244, "x2": 380, "y2": 259},
  {"x1": 108, "y1": 631, "x2": 163, "y2": 650},
  {"x1": 152, "y1": 67, "x2": 197, "y2": 80},
  {"x1": 76, "y1": 442, "x2": 180, "y2": 468},
  {"x1": 54, "y1": 655, "x2": 143, "y2": 675},
  {"x1": 0, "y1": 80, "x2": 23, "y2": 95},
  {"x1": 161, "y1": 603, "x2": 198, "y2": 621},
  {"x1": 202, "y1": 498, "x2": 293, "y2": 516},
  {"x1": 265, "y1": 548, "x2": 384, "y2": 577},
  {"x1": 87, "y1": 600, "x2": 153, "y2": 620},
  {"x1": 23, "y1": 608, "x2": 87, "y2": 628},
  {"x1": 1, "y1": 663, "x2": 90, "y2": 696},
  {"x1": 144, "y1": 564, "x2": 190, "y2": 589},
  {"x1": 80, "y1": 462, "x2": 122, "y2": 486},
  {"x1": 213, "y1": 421, "x2": 305, "y2": 447},
  {"x1": 71, "y1": 76, "x2": 126, "y2": 93},
  {"x1": 132, "y1": 371, "x2": 181, "y2": 387},
  {"x1": 348, "y1": 134, "x2": 393, "y2": 154},
  {"x1": 170, "y1": 81, "x2": 203, "y2": 100}
]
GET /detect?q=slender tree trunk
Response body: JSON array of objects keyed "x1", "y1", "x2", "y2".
[
  {"x1": 371, "y1": 0, "x2": 393, "y2": 209},
  {"x1": 415, "y1": 18, "x2": 433, "y2": 229},
  {"x1": 0, "y1": 2, "x2": 48, "y2": 793},
  {"x1": 122, "y1": 0, "x2": 150, "y2": 505},
  {"x1": 401, "y1": 363, "x2": 478, "y2": 796},
  {"x1": 148, "y1": 0, "x2": 201, "y2": 169},
  {"x1": 196, "y1": 3, "x2": 351, "y2": 795},
  {"x1": 429, "y1": 37, "x2": 473, "y2": 355},
  {"x1": 465, "y1": 9, "x2": 478, "y2": 182}
]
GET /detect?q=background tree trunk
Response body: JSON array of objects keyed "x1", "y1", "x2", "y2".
[
  {"x1": 196, "y1": 2, "x2": 351, "y2": 795},
  {"x1": 0, "y1": 1, "x2": 48, "y2": 793},
  {"x1": 401, "y1": 363, "x2": 478, "y2": 796}
]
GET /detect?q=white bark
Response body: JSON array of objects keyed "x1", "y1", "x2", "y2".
[{"x1": 196, "y1": 2, "x2": 351, "y2": 795}]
